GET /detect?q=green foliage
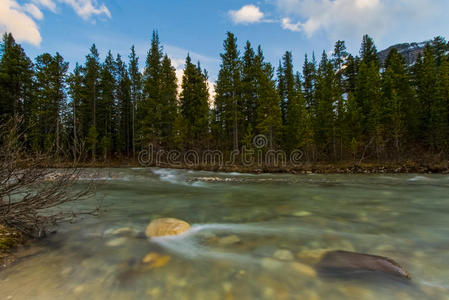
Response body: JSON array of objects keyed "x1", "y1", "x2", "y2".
[
  {"x1": 215, "y1": 32, "x2": 242, "y2": 150},
  {"x1": 180, "y1": 55, "x2": 209, "y2": 147},
  {"x1": 87, "y1": 125, "x2": 98, "y2": 161},
  {"x1": 2, "y1": 30, "x2": 449, "y2": 163}
]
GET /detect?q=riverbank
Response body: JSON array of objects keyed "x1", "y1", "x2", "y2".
[
  {"x1": 0, "y1": 225, "x2": 23, "y2": 270},
  {"x1": 50, "y1": 160, "x2": 449, "y2": 174}
]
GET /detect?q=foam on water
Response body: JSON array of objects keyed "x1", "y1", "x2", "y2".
[
  {"x1": 408, "y1": 176, "x2": 432, "y2": 182},
  {"x1": 150, "y1": 223, "x2": 315, "y2": 263},
  {"x1": 152, "y1": 168, "x2": 207, "y2": 187}
]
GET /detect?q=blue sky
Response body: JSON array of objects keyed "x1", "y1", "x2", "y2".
[{"x1": 2, "y1": 0, "x2": 449, "y2": 81}]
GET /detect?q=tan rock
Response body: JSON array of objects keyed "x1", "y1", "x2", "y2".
[
  {"x1": 142, "y1": 252, "x2": 171, "y2": 269},
  {"x1": 290, "y1": 262, "x2": 317, "y2": 278},
  {"x1": 145, "y1": 218, "x2": 190, "y2": 238}
]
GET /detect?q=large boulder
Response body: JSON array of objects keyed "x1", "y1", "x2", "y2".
[
  {"x1": 145, "y1": 218, "x2": 191, "y2": 238},
  {"x1": 316, "y1": 250, "x2": 411, "y2": 280}
]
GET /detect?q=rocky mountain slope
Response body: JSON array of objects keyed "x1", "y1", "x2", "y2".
[{"x1": 378, "y1": 41, "x2": 428, "y2": 65}]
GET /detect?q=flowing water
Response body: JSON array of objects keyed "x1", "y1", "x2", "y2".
[{"x1": 1, "y1": 168, "x2": 449, "y2": 300}]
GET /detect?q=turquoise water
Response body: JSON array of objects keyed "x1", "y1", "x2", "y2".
[{"x1": 1, "y1": 169, "x2": 449, "y2": 299}]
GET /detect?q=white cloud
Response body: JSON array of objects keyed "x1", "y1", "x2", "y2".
[
  {"x1": 24, "y1": 3, "x2": 44, "y2": 20},
  {"x1": 229, "y1": 5, "x2": 265, "y2": 24},
  {"x1": 281, "y1": 18, "x2": 301, "y2": 32},
  {"x1": 0, "y1": 0, "x2": 110, "y2": 47},
  {"x1": 60, "y1": 0, "x2": 111, "y2": 20},
  {"x1": 273, "y1": 0, "x2": 442, "y2": 43},
  {"x1": 0, "y1": 0, "x2": 42, "y2": 46}
]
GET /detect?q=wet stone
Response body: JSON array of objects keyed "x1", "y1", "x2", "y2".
[
  {"x1": 273, "y1": 249, "x2": 294, "y2": 261},
  {"x1": 261, "y1": 258, "x2": 283, "y2": 270},
  {"x1": 218, "y1": 235, "x2": 241, "y2": 246},
  {"x1": 290, "y1": 262, "x2": 317, "y2": 278}
]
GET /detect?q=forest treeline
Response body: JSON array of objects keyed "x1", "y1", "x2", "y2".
[{"x1": 1, "y1": 31, "x2": 449, "y2": 164}]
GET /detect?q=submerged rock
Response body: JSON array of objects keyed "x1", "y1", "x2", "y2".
[
  {"x1": 273, "y1": 249, "x2": 294, "y2": 261},
  {"x1": 292, "y1": 211, "x2": 313, "y2": 217},
  {"x1": 261, "y1": 258, "x2": 283, "y2": 270},
  {"x1": 290, "y1": 262, "x2": 317, "y2": 278},
  {"x1": 142, "y1": 252, "x2": 171, "y2": 269},
  {"x1": 106, "y1": 237, "x2": 127, "y2": 247},
  {"x1": 218, "y1": 235, "x2": 241, "y2": 246},
  {"x1": 145, "y1": 218, "x2": 190, "y2": 238},
  {"x1": 316, "y1": 250, "x2": 411, "y2": 280}
]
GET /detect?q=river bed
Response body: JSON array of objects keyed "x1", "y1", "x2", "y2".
[{"x1": 1, "y1": 168, "x2": 449, "y2": 299}]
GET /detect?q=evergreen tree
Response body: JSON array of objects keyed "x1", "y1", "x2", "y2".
[
  {"x1": 215, "y1": 32, "x2": 242, "y2": 150},
  {"x1": 159, "y1": 54, "x2": 178, "y2": 146},
  {"x1": 355, "y1": 35, "x2": 383, "y2": 155},
  {"x1": 139, "y1": 31, "x2": 163, "y2": 144},
  {"x1": 382, "y1": 48, "x2": 416, "y2": 153},
  {"x1": 128, "y1": 45, "x2": 142, "y2": 157},
  {"x1": 180, "y1": 55, "x2": 209, "y2": 146},
  {"x1": 255, "y1": 48, "x2": 282, "y2": 148},
  {"x1": 302, "y1": 53, "x2": 316, "y2": 111},
  {"x1": 314, "y1": 51, "x2": 336, "y2": 158},
  {"x1": 98, "y1": 51, "x2": 116, "y2": 159},
  {"x1": 241, "y1": 41, "x2": 258, "y2": 134},
  {"x1": 0, "y1": 33, "x2": 34, "y2": 125},
  {"x1": 116, "y1": 54, "x2": 132, "y2": 156},
  {"x1": 67, "y1": 63, "x2": 84, "y2": 160},
  {"x1": 433, "y1": 55, "x2": 449, "y2": 149},
  {"x1": 413, "y1": 44, "x2": 438, "y2": 148},
  {"x1": 332, "y1": 40, "x2": 348, "y2": 159},
  {"x1": 278, "y1": 51, "x2": 297, "y2": 125},
  {"x1": 33, "y1": 52, "x2": 68, "y2": 152},
  {"x1": 80, "y1": 44, "x2": 101, "y2": 141}
]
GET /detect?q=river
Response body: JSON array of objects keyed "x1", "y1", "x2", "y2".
[{"x1": 1, "y1": 168, "x2": 449, "y2": 299}]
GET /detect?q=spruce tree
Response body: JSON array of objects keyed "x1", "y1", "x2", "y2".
[
  {"x1": 128, "y1": 45, "x2": 142, "y2": 157},
  {"x1": 139, "y1": 31, "x2": 163, "y2": 145},
  {"x1": 159, "y1": 54, "x2": 178, "y2": 146},
  {"x1": 382, "y1": 48, "x2": 416, "y2": 153},
  {"x1": 96, "y1": 51, "x2": 116, "y2": 159},
  {"x1": 67, "y1": 63, "x2": 84, "y2": 160},
  {"x1": 0, "y1": 33, "x2": 34, "y2": 126},
  {"x1": 255, "y1": 48, "x2": 282, "y2": 148},
  {"x1": 314, "y1": 51, "x2": 336, "y2": 157},
  {"x1": 81, "y1": 44, "x2": 101, "y2": 146},
  {"x1": 241, "y1": 41, "x2": 258, "y2": 135},
  {"x1": 180, "y1": 55, "x2": 209, "y2": 147},
  {"x1": 116, "y1": 54, "x2": 132, "y2": 156},
  {"x1": 215, "y1": 32, "x2": 242, "y2": 150},
  {"x1": 33, "y1": 52, "x2": 68, "y2": 152}
]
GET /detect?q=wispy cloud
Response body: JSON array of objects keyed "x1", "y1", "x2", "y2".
[
  {"x1": 60, "y1": 0, "x2": 111, "y2": 20},
  {"x1": 272, "y1": 0, "x2": 443, "y2": 42},
  {"x1": 281, "y1": 18, "x2": 301, "y2": 32}
]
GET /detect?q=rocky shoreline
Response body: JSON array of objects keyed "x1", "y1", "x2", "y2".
[{"x1": 50, "y1": 160, "x2": 449, "y2": 174}]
